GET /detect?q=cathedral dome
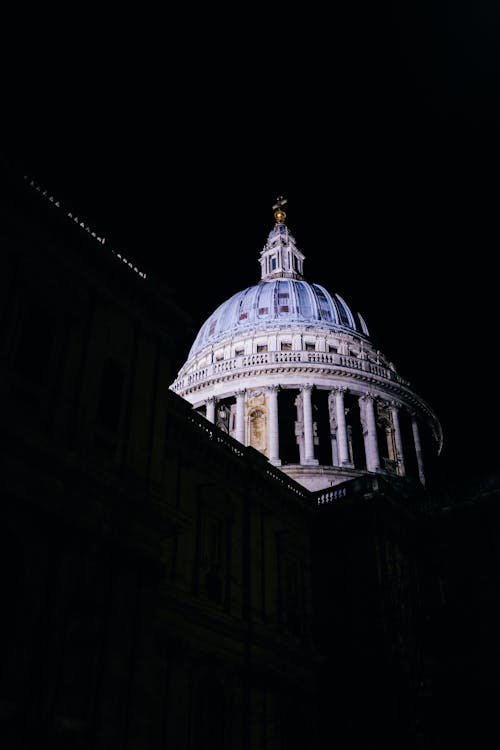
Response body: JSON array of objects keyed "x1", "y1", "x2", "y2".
[
  {"x1": 171, "y1": 197, "x2": 442, "y2": 493},
  {"x1": 188, "y1": 280, "x2": 370, "y2": 360}
]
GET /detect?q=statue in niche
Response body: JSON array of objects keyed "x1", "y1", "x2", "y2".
[
  {"x1": 249, "y1": 408, "x2": 267, "y2": 453},
  {"x1": 327, "y1": 392, "x2": 337, "y2": 433},
  {"x1": 216, "y1": 403, "x2": 230, "y2": 433}
]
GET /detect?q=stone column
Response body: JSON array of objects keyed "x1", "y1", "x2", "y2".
[
  {"x1": 334, "y1": 386, "x2": 350, "y2": 466},
  {"x1": 301, "y1": 385, "x2": 318, "y2": 465},
  {"x1": 206, "y1": 396, "x2": 216, "y2": 424},
  {"x1": 267, "y1": 385, "x2": 281, "y2": 465},
  {"x1": 390, "y1": 401, "x2": 406, "y2": 476},
  {"x1": 360, "y1": 393, "x2": 380, "y2": 472},
  {"x1": 411, "y1": 413, "x2": 426, "y2": 487},
  {"x1": 235, "y1": 389, "x2": 246, "y2": 444}
]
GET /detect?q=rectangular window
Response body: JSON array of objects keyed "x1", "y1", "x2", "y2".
[
  {"x1": 234, "y1": 348, "x2": 244, "y2": 356},
  {"x1": 305, "y1": 342, "x2": 315, "y2": 351},
  {"x1": 256, "y1": 344, "x2": 268, "y2": 353},
  {"x1": 271, "y1": 257, "x2": 277, "y2": 270},
  {"x1": 280, "y1": 342, "x2": 292, "y2": 351},
  {"x1": 328, "y1": 345, "x2": 338, "y2": 353}
]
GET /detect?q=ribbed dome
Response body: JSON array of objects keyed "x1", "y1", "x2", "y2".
[
  {"x1": 188, "y1": 279, "x2": 370, "y2": 359},
  {"x1": 172, "y1": 198, "x2": 443, "y2": 495}
]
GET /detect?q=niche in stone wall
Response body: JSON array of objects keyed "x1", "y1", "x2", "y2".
[
  {"x1": 249, "y1": 409, "x2": 266, "y2": 452},
  {"x1": 246, "y1": 393, "x2": 267, "y2": 454}
]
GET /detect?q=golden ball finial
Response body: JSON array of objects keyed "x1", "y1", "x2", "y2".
[{"x1": 272, "y1": 195, "x2": 288, "y2": 225}]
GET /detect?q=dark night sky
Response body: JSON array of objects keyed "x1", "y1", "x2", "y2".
[{"x1": 3, "y1": 3, "x2": 500, "y2": 485}]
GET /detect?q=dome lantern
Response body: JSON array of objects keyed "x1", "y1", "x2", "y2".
[{"x1": 259, "y1": 196, "x2": 305, "y2": 282}]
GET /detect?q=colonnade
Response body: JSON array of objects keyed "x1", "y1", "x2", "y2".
[{"x1": 203, "y1": 385, "x2": 426, "y2": 485}]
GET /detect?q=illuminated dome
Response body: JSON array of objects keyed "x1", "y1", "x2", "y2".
[
  {"x1": 188, "y1": 281, "x2": 370, "y2": 360},
  {"x1": 171, "y1": 198, "x2": 442, "y2": 492}
]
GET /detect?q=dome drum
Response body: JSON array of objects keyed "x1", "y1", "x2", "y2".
[{"x1": 181, "y1": 380, "x2": 439, "y2": 492}]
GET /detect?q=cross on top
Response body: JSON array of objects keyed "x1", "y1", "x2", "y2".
[{"x1": 272, "y1": 196, "x2": 288, "y2": 211}]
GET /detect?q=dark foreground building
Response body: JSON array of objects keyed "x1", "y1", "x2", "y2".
[{"x1": 1, "y1": 164, "x2": 499, "y2": 749}]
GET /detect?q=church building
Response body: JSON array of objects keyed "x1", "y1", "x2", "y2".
[{"x1": 2, "y1": 164, "x2": 498, "y2": 750}]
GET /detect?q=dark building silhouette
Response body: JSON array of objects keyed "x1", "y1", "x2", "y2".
[{"x1": 1, "y1": 163, "x2": 499, "y2": 749}]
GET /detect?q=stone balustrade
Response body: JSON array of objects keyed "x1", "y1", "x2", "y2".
[{"x1": 171, "y1": 349, "x2": 409, "y2": 393}]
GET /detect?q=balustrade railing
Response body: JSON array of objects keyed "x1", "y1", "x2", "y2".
[
  {"x1": 172, "y1": 349, "x2": 409, "y2": 392},
  {"x1": 313, "y1": 475, "x2": 380, "y2": 505}
]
